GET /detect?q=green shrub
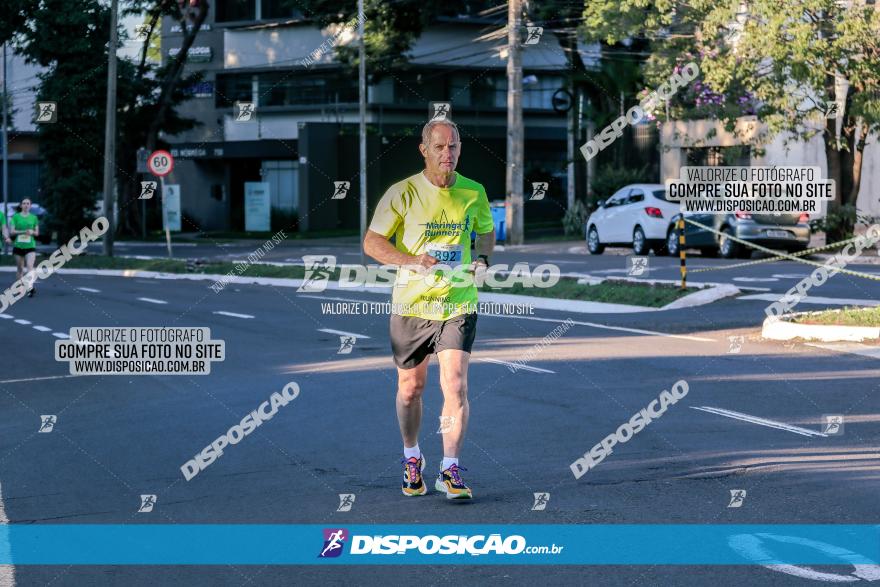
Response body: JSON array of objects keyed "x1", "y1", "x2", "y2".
[{"x1": 562, "y1": 200, "x2": 589, "y2": 236}]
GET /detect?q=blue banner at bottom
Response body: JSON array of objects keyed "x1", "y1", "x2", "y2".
[{"x1": 0, "y1": 525, "x2": 877, "y2": 565}]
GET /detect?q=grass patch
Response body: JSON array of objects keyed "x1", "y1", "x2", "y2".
[
  {"x1": 2, "y1": 255, "x2": 698, "y2": 307},
  {"x1": 482, "y1": 277, "x2": 697, "y2": 307},
  {"x1": 791, "y1": 306, "x2": 880, "y2": 327}
]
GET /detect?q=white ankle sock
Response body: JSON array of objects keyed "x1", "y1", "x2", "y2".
[
  {"x1": 441, "y1": 457, "x2": 458, "y2": 471},
  {"x1": 404, "y1": 444, "x2": 421, "y2": 460}
]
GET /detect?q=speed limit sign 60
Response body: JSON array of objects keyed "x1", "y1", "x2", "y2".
[{"x1": 147, "y1": 150, "x2": 174, "y2": 177}]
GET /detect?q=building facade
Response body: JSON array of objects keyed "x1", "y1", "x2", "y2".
[{"x1": 161, "y1": 2, "x2": 598, "y2": 232}]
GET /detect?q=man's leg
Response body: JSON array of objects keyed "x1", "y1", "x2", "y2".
[
  {"x1": 436, "y1": 349, "x2": 470, "y2": 458},
  {"x1": 434, "y1": 348, "x2": 473, "y2": 498},
  {"x1": 396, "y1": 357, "x2": 428, "y2": 452}
]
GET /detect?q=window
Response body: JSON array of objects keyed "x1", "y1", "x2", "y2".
[
  {"x1": 262, "y1": 0, "x2": 302, "y2": 19},
  {"x1": 652, "y1": 189, "x2": 669, "y2": 201},
  {"x1": 215, "y1": 74, "x2": 253, "y2": 107},
  {"x1": 605, "y1": 191, "x2": 630, "y2": 207},
  {"x1": 216, "y1": 0, "x2": 256, "y2": 22},
  {"x1": 260, "y1": 74, "x2": 357, "y2": 106},
  {"x1": 626, "y1": 189, "x2": 645, "y2": 204}
]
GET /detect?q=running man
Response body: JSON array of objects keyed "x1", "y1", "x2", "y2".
[
  {"x1": 363, "y1": 119, "x2": 495, "y2": 499},
  {"x1": 8, "y1": 199, "x2": 39, "y2": 297}
]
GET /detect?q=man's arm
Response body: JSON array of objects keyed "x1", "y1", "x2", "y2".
[
  {"x1": 474, "y1": 229, "x2": 495, "y2": 265},
  {"x1": 363, "y1": 230, "x2": 438, "y2": 270}
]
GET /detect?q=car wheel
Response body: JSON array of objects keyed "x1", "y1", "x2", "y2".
[
  {"x1": 719, "y1": 227, "x2": 741, "y2": 259},
  {"x1": 663, "y1": 227, "x2": 679, "y2": 257},
  {"x1": 632, "y1": 226, "x2": 648, "y2": 256},
  {"x1": 587, "y1": 226, "x2": 605, "y2": 255}
]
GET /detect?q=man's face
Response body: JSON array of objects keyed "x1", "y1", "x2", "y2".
[{"x1": 420, "y1": 125, "x2": 460, "y2": 175}]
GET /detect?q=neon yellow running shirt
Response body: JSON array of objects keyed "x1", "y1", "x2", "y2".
[{"x1": 369, "y1": 171, "x2": 493, "y2": 321}]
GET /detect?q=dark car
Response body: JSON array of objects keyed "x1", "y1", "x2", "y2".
[
  {"x1": 5, "y1": 202, "x2": 54, "y2": 245},
  {"x1": 666, "y1": 211, "x2": 811, "y2": 258}
]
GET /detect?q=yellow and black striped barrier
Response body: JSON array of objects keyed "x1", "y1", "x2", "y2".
[{"x1": 678, "y1": 216, "x2": 686, "y2": 290}]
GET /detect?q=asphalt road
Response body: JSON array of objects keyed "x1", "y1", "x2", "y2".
[{"x1": 0, "y1": 248, "x2": 878, "y2": 586}]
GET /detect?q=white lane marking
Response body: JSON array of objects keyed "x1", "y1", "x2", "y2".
[
  {"x1": 53, "y1": 332, "x2": 70, "y2": 339},
  {"x1": 32, "y1": 326, "x2": 52, "y2": 332},
  {"x1": 732, "y1": 277, "x2": 779, "y2": 282},
  {"x1": 213, "y1": 311, "x2": 255, "y2": 319},
  {"x1": 302, "y1": 293, "x2": 714, "y2": 342},
  {"x1": 137, "y1": 297, "x2": 168, "y2": 305},
  {"x1": 691, "y1": 406, "x2": 827, "y2": 437},
  {"x1": 738, "y1": 293, "x2": 880, "y2": 307},
  {"x1": 13, "y1": 319, "x2": 30, "y2": 325},
  {"x1": 317, "y1": 328, "x2": 371, "y2": 340},
  {"x1": 729, "y1": 533, "x2": 880, "y2": 583},
  {"x1": 477, "y1": 357, "x2": 555, "y2": 374},
  {"x1": 77, "y1": 287, "x2": 101, "y2": 293},
  {"x1": 807, "y1": 343, "x2": 880, "y2": 360},
  {"x1": 0, "y1": 479, "x2": 15, "y2": 587},
  {"x1": 0, "y1": 374, "x2": 82, "y2": 384},
  {"x1": 772, "y1": 274, "x2": 812, "y2": 279},
  {"x1": 484, "y1": 313, "x2": 715, "y2": 342},
  {"x1": 0, "y1": 314, "x2": 12, "y2": 320}
]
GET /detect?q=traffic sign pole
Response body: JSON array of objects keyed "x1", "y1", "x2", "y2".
[
  {"x1": 147, "y1": 150, "x2": 174, "y2": 258},
  {"x1": 161, "y1": 176, "x2": 172, "y2": 258}
]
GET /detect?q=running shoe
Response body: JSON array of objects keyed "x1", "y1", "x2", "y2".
[
  {"x1": 401, "y1": 455, "x2": 427, "y2": 496},
  {"x1": 435, "y1": 463, "x2": 472, "y2": 499}
]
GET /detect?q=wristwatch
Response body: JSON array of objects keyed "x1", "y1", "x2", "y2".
[{"x1": 476, "y1": 254, "x2": 490, "y2": 266}]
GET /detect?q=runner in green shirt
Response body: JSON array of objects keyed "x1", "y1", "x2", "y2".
[
  {"x1": 8, "y1": 198, "x2": 40, "y2": 297},
  {"x1": 363, "y1": 118, "x2": 495, "y2": 500}
]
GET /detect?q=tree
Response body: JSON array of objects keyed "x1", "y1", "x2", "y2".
[
  {"x1": 10, "y1": 0, "x2": 208, "y2": 239},
  {"x1": 583, "y1": 0, "x2": 880, "y2": 239}
]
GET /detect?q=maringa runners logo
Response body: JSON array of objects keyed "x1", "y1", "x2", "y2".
[
  {"x1": 319, "y1": 528, "x2": 348, "y2": 558},
  {"x1": 420, "y1": 210, "x2": 471, "y2": 238}
]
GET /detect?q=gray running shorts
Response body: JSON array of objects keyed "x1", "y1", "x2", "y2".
[{"x1": 390, "y1": 313, "x2": 478, "y2": 369}]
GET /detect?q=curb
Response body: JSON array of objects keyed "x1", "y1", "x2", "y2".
[
  {"x1": 762, "y1": 311, "x2": 880, "y2": 342},
  {"x1": 0, "y1": 266, "x2": 739, "y2": 314}
]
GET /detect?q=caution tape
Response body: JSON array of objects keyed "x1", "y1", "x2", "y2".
[
  {"x1": 682, "y1": 218, "x2": 880, "y2": 282},
  {"x1": 687, "y1": 229, "x2": 864, "y2": 274}
]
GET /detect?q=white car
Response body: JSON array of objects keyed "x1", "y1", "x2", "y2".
[{"x1": 585, "y1": 183, "x2": 681, "y2": 255}]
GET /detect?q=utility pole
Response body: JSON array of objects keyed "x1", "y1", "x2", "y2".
[
  {"x1": 566, "y1": 85, "x2": 575, "y2": 211},
  {"x1": 2, "y1": 44, "x2": 8, "y2": 256},
  {"x1": 358, "y1": 0, "x2": 367, "y2": 263},
  {"x1": 101, "y1": 0, "x2": 119, "y2": 256},
  {"x1": 506, "y1": 0, "x2": 524, "y2": 245}
]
